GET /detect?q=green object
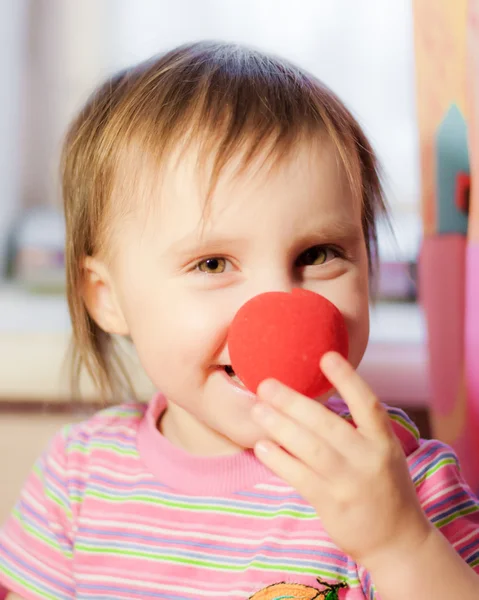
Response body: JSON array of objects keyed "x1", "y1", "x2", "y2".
[
  {"x1": 435, "y1": 103, "x2": 469, "y2": 235},
  {"x1": 317, "y1": 577, "x2": 347, "y2": 599}
]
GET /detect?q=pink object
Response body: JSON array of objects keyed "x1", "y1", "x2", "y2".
[
  {"x1": 1, "y1": 396, "x2": 479, "y2": 598},
  {"x1": 419, "y1": 236, "x2": 466, "y2": 415},
  {"x1": 466, "y1": 243, "x2": 479, "y2": 458},
  {"x1": 419, "y1": 235, "x2": 479, "y2": 488}
]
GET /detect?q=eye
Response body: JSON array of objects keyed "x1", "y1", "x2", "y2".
[
  {"x1": 295, "y1": 245, "x2": 340, "y2": 267},
  {"x1": 195, "y1": 257, "x2": 229, "y2": 274}
]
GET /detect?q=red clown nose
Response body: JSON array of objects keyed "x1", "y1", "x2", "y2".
[{"x1": 228, "y1": 289, "x2": 349, "y2": 398}]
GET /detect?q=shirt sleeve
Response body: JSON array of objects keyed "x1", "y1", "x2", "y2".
[
  {"x1": 359, "y1": 437, "x2": 479, "y2": 599},
  {"x1": 0, "y1": 427, "x2": 75, "y2": 599}
]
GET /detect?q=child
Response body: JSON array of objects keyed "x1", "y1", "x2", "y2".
[{"x1": 1, "y1": 41, "x2": 479, "y2": 600}]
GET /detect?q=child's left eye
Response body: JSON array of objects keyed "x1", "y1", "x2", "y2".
[{"x1": 295, "y1": 245, "x2": 340, "y2": 267}]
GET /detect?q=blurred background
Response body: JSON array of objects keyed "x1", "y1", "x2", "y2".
[{"x1": 0, "y1": 0, "x2": 430, "y2": 520}]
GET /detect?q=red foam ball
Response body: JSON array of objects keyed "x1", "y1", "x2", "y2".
[{"x1": 228, "y1": 289, "x2": 349, "y2": 398}]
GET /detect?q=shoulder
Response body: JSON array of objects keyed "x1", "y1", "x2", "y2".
[
  {"x1": 407, "y1": 437, "x2": 461, "y2": 482},
  {"x1": 407, "y1": 437, "x2": 478, "y2": 514},
  {"x1": 411, "y1": 438, "x2": 479, "y2": 567},
  {"x1": 43, "y1": 402, "x2": 148, "y2": 479},
  {"x1": 31, "y1": 402, "x2": 149, "y2": 513},
  {"x1": 60, "y1": 402, "x2": 147, "y2": 450}
]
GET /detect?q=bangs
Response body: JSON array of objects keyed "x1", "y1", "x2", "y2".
[{"x1": 106, "y1": 42, "x2": 364, "y2": 222}]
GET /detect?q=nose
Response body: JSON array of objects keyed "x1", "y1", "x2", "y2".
[
  {"x1": 241, "y1": 268, "x2": 296, "y2": 305},
  {"x1": 223, "y1": 268, "x2": 297, "y2": 357}
]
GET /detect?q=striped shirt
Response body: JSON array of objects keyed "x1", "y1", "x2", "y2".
[{"x1": 0, "y1": 393, "x2": 478, "y2": 599}]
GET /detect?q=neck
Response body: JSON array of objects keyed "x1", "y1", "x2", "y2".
[{"x1": 159, "y1": 402, "x2": 244, "y2": 456}]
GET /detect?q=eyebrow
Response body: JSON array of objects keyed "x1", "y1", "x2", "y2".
[
  {"x1": 302, "y1": 218, "x2": 362, "y2": 240},
  {"x1": 165, "y1": 218, "x2": 363, "y2": 257},
  {"x1": 165, "y1": 234, "x2": 247, "y2": 258}
]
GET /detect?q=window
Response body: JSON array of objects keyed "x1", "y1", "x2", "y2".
[{"x1": 0, "y1": 0, "x2": 420, "y2": 280}]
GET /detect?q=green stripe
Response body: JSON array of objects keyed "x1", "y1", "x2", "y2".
[
  {"x1": 389, "y1": 412, "x2": 418, "y2": 438},
  {"x1": 85, "y1": 489, "x2": 315, "y2": 518},
  {"x1": 68, "y1": 441, "x2": 138, "y2": 457},
  {"x1": 45, "y1": 487, "x2": 71, "y2": 516},
  {"x1": 0, "y1": 565, "x2": 61, "y2": 600},
  {"x1": 99, "y1": 407, "x2": 145, "y2": 419},
  {"x1": 75, "y1": 544, "x2": 358, "y2": 582},
  {"x1": 12, "y1": 509, "x2": 72, "y2": 559},
  {"x1": 340, "y1": 409, "x2": 419, "y2": 441},
  {"x1": 414, "y1": 458, "x2": 457, "y2": 486},
  {"x1": 61, "y1": 424, "x2": 74, "y2": 438},
  {"x1": 434, "y1": 505, "x2": 479, "y2": 529}
]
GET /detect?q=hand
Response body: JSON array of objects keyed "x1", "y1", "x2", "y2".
[{"x1": 252, "y1": 351, "x2": 433, "y2": 569}]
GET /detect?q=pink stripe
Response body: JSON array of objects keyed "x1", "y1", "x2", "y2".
[
  {"x1": 419, "y1": 235, "x2": 466, "y2": 416},
  {"x1": 466, "y1": 243, "x2": 479, "y2": 471},
  {"x1": 1, "y1": 402, "x2": 479, "y2": 599}
]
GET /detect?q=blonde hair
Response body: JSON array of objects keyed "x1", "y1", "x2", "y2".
[{"x1": 61, "y1": 41, "x2": 388, "y2": 401}]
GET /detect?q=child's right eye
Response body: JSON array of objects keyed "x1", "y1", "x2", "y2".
[{"x1": 195, "y1": 257, "x2": 229, "y2": 274}]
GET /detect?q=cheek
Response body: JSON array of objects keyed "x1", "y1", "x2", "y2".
[
  {"x1": 319, "y1": 272, "x2": 370, "y2": 368},
  {"x1": 346, "y1": 305, "x2": 370, "y2": 368},
  {"x1": 124, "y1": 285, "x2": 234, "y2": 371},
  {"x1": 342, "y1": 283, "x2": 370, "y2": 368}
]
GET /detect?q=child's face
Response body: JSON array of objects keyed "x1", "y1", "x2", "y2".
[{"x1": 96, "y1": 138, "x2": 370, "y2": 455}]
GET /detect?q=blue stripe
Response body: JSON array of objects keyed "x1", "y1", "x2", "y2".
[
  {"x1": 13, "y1": 505, "x2": 72, "y2": 550},
  {"x1": 77, "y1": 430, "x2": 137, "y2": 445},
  {"x1": 430, "y1": 500, "x2": 478, "y2": 524},
  {"x1": 43, "y1": 465, "x2": 71, "y2": 507},
  {"x1": 77, "y1": 527, "x2": 347, "y2": 562},
  {"x1": 0, "y1": 543, "x2": 73, "y2": 597},
  {"x1": 411, "y1": 449, "x2": 457, "y2": 483},
  {"x1": 78, "y1": 583, "x2": 199, "y2": 600},
  {"x1": 76, "y1": 539, "x2": 344, "y2": 570},
  {"x1": 460, "y1": 538, "x2": 479, "y2": 557},
  {"x1": 85, "y1": 481, "x2": 313, "y2": 513},
  {"x1": 236, "y1": 490, "x2": 304, "y2": 501},
  {"x1": 409, "y1": 444, "x2": 441, "y2": 472},
  {"x1": 466, "y1": 548, "x2": 479, "y2": 564},
  {"x1": 426, "y1": 490, "x2": 470, "y2": 514}
]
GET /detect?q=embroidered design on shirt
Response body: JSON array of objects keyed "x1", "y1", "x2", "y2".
[{"x1": 249, "y1": 577, "x2": 348, "y2": 599}]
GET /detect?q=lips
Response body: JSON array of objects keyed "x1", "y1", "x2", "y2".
[{"x1": 221, "y1": 365, "x2": 247, "y2": 389}]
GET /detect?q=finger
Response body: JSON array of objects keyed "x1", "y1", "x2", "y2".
[
  {"x1": 319, "y1": 352, "x2": 392, "y2": 440},
  {"x1": 252, "y1": 401, "x2": 345, "y2": 477},
  {"x1": 254, "y1": 439, "x2": 324, "y2": 504},
  {"x1": 257, "y1": 378, "x2": 357, "y2": 448}
]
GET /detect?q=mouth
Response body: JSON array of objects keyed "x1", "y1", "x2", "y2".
[{"x1": 221, "y1": 365, "x2": 248, "y2": 390}]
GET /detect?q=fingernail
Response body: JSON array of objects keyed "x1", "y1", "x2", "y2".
[
  {"x1": 255, "y1": 440, "x2": 272, "y2": 455},
  {"x1": 321, "y1": 352, "x2": 343, "y2": 371},
  {"x1": 257, "y1": 378, "x2": 281, "y2": 399}
]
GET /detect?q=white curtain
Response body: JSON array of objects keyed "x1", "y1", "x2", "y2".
[
  {"x1": 0, "y1": 0, "x2": 420, "y2": 272},
  {"x1": 0, "y1": 0, "x2": 29, "y2": 275}
]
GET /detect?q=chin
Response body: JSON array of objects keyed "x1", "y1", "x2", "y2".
[{"x1": 218, "y1": 423, "x2": 268, "y2": 452}]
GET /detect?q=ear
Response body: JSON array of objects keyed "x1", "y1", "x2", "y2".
[{"x1": 82, "y1": 256, "x2": 130, "y2": 336}]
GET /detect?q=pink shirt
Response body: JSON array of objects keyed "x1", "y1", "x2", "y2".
[{"x1": 0, "y1": 395, "x2": 478, "y2": 599}]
